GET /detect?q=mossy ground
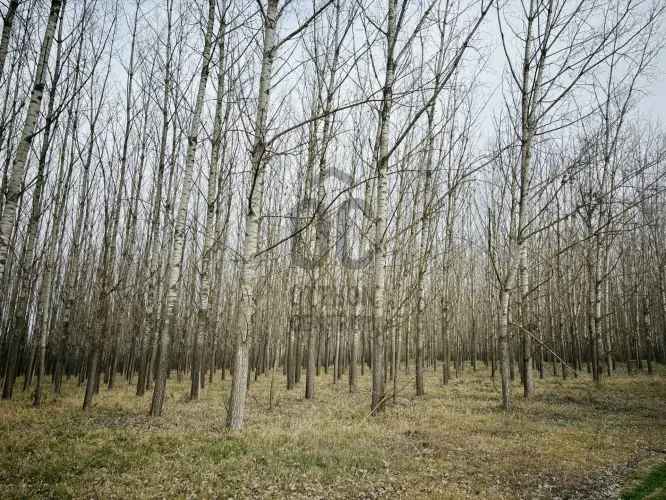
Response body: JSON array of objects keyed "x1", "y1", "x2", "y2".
[
  {"x1": 1, "y1": 364, "x2": 664, "y2": 499},
  {"x1": 622, "y1": 460, "x2": 666, "y2": 500}
]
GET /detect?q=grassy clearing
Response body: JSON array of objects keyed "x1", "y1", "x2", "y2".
[
  {"x1": 621, "y1": 461, "x2": 666, "y2": 500},
  {"x1": 1, "y1": 365, "x2": 664, "y2": 499}
]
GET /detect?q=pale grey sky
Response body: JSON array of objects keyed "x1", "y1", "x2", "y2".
[{"x1": 639, "y1": 47, "x2": 666, "y2": 124}]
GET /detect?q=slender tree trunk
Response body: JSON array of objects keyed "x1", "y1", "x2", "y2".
[
  {"x1": 0, "y1": 0, "x2": 19, "y2": 82},
  {"x1": 192, "y1": 4, "x2": 226, "y2": 401},
  {"x1": 227, "y1": 0, "x2": 278, "y2": 430},
  {"x1": 0, "y1": 0, "x2": 63, "y2": 280},
  {"x1": 33, "y1": 8, "x2": 70, "y2": 405},
  {"x1": 370, "y1": 0, "x2": 397, "y2": 416},
  {"x1": 499, "y1": 288, "x2": 512, "y2": 410},
  {"x1": 137, "y1": 2, "x2": 174, "y2": 399},
  {"x1": 150, "y1": 0, "x2": 215, "y2": 416}
]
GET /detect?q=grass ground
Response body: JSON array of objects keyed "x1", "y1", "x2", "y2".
[
  {"x1": 622, "y1": 461, "x2": 666, "y2": 500},
  {"x1": 1, "y1": 364, "x2": 664, "y2": 499}
]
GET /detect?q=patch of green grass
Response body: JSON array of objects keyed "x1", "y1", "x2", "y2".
[
  {"x1": 623, "y1": 463, "x2": 666, "y2": 500},
  {"x1": 195, "y1": 436, "x2": 247, "y2": 463}
]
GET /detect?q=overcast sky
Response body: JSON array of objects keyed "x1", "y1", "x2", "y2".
[{"x1": 639, "y1": 47, "x2": 666, "y2": 123}]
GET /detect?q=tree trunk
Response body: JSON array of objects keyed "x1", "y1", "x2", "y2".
[
  {"x1": 227, "y1": 0, "x2": 278, "y2": 430},
  {"x1": 150, "y1": 0, "x2": 215, "y2": 416},
  {"x1": 0, "y1": 0, "x2": 62, "y2": 280},
  {"x1": 370, "y1": 0, "x2": 397, "y2": 416},
  {"x1": 0, "y1": 0, "x2": 19, "y2": 81},
  {"x1": 192, "y1": 4, "x2": 227, "y2": 401}
]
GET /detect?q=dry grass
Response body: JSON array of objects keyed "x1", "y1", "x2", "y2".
[{"x1": 1, "y1": 365, "x2": 664, "y2": 499}]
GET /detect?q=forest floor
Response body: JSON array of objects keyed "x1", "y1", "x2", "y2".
[{"x1": 1, "y1": 365, "x2": 665, "y2": 499}]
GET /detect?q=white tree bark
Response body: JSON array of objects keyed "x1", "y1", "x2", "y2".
[
  {"x1": 227, "y1": 0, "x2": 279, "y2": 430},
  {"x1": 370, "y1": 0, "x2": 397, "y2": 415},
  {"x1": 33, "y1": 4, "x2": 69, "y2": 405},
  {"x1": 0, "y1": 0, "x2": 19, "y2": 83},
  {"x1": 192, "y1": 4, "x2": 227, "y2": 400},
  {"x1": 0, "y1": 0, "x2": 63, "y2": 283},
  {"x1": 150, "y1": 0, "x2": 216, "y2": 416}
]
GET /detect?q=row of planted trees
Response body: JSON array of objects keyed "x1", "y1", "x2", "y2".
[{"x1": 0, "y1": 0, "x2": 664, "y2": 429}]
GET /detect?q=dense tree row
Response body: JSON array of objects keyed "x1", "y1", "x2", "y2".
[{"x1": 0, "y1": 0, "x2": 664, "y2": 429}]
